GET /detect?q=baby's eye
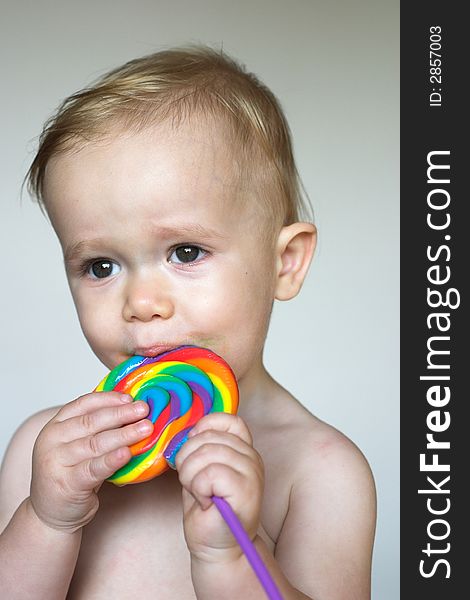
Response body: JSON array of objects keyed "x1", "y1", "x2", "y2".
[
  {"x1": 87, "y1": 260, "x2": 121, "y2": 279},
  {"x1": 169, "y1": 245, "x2": 206, "y2": 265}
]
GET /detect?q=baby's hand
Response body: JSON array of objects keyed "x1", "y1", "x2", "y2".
[
  {"x1": 175, "y1": 413, "x2": 264, "y2": 563},
  {"x1": 29, "y1": 392, "x2": 152, "y2": 532}
]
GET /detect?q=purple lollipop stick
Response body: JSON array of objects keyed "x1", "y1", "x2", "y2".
[{"x1": 211, "y1": 496, "x2": 284, "y2": 600}]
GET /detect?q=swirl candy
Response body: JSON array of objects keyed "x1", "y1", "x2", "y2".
[{"x1": 95, "y1": 345, "x2": 239, "y2": 486}]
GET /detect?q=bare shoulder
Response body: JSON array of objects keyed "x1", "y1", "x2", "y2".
[
  {"x1": 273, "y1": 396, "x2": 377, "y2": 599},
  {"x1": 0, "y1": 407, "x2": 59, "y2": 531},
  {"x1": 291, "y1": 408, "x2": 375, "y2": 501}
]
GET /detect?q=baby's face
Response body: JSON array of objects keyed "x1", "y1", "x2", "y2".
[{"x1": 43, "y1": 120, "x2": 277, "y2": 382}]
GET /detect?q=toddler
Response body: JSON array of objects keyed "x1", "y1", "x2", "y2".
[{"x1": 0, "y1": 46, "x2": 376, "y2": 599}]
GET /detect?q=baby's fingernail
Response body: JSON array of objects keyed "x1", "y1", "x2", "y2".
[
  {"x1": 120, "y1": 394, "x2": 133, "y2": 403},
  {"x1": 137, "y1": 420, "x2": 152, "y2": 433},
  {"x1": 134, "y1": 402, "x2": 148, "y2": 414}
]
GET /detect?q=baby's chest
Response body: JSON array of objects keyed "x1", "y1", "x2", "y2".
[
  {"x1": 68, "y1": 478, "x2": 196, "y2": 599},
  {"x1": 66, "y1": 459, "x2": 289, "y2": 599}
]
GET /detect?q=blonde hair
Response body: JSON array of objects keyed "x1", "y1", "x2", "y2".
[{"x1": 24, "y1": 45, "x2": 313, "y2": 231}]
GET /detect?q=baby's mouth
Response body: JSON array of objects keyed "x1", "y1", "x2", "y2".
[
  {"x1": 132, "y1": 336, "x2": 218, "y2": 358},
  {"x1": 133, "y1": 344, "x2": 181, "y2": 357}
]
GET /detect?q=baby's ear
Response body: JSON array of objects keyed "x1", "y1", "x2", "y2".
[{"x1": 274, "y1": 222, "x2": 317, "y2": 301}]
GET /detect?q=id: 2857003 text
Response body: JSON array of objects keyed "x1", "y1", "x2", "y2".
[{"x1": 429, "y1": 26, "x2": 442, "y2": 107}]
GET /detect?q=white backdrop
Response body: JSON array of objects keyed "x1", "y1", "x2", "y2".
[{"x1": 0, "y1": 1, "x2": 399, "y2": 598}]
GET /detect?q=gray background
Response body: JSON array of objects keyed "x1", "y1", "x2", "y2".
[{"x1": 0, "y1": 1, "x2": 399, "y2": 598}]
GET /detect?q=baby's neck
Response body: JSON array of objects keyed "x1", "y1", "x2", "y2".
[{"x1": 237, "y1": 360, "x2": 281, "y2": 425}]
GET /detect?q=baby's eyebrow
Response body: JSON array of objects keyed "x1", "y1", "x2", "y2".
[
  {"x1": 151, "y1": 223, "x2": 226, "y2": 241},
  {"x1": 64, "y1": 239, "x2": 105, "y2": 264},
  {"x1": 63, "y1": 224, "x2": 225, "y2": 264}
]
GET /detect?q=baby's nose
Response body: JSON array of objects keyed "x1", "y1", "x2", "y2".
[{"x1": 122, "y1": 272, "x2": 174, "y2": 322}]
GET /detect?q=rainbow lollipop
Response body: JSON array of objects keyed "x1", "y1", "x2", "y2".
[{"x1": 95, "y1": 346, "x2": 239, "y2": 485}]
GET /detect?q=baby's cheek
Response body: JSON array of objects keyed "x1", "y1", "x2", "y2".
[
  {"x1": 240, "y1": 268, "x2": 275, "y2": 317},
  {"x1": 77, "y1": 307, "x2": 119, "y2": 364},
  {"x1": 215, "y1": 274, "x2": 273, "y2": 370}
]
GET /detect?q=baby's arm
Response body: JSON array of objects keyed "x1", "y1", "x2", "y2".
[
  {"x1": 0, "y1": 393, "x2": 152, "y2": 600},
  {"x1": 0, "y1": 408, "x2": 80, "y2": 600},
  {"x1": 274, "y1": 429, "x2": 377, "y2": 599},
  {"x1": 178, "y1": 415, "x2": 375, "y2": 599}
]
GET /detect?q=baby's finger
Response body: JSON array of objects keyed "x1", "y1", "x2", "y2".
[
  {"x1": 187, "y1": 413, "x2": 253, "y2": 446},
  {"x1": 73, "y1": 447, "x2": 133, "y2": 489},
  {"x1": 186, "y1": 462, "x2": 246, "y2": 510},
  {"x1": 60, "y1": 419, "x2": 153, "y2": 466},
  {"x1": 55, "y1": 401, "x2": 149, "y2": 442},
  {"x1": 175, "y1": 429, "x2": 254, "y2": 471},
  {"x1": 177, "y1": 443, "x2": 262, "y2": 499},
  {"x1": 54, "y1": 391, "x2": 134, "y2": 422}
]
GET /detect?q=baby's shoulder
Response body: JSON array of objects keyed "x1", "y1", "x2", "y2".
[
  {"x1": 264, "y1": 394, "x2": 376, "y2": 597},
  {"x1": 284, "y1": 401, "x2": 375, "y2": 498},
  {"x1": 285, "y1": 398, "x2": 376, "y2": 546},
  {"x1": 256, "y1": 385, "x2": 376, "y2": 518},
  {"x1": 2, "y1": 406, "x2": 59, "y2": 462},
  {"x1": 0, "y1": 406, "x2": 59, "y2": 530}
]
